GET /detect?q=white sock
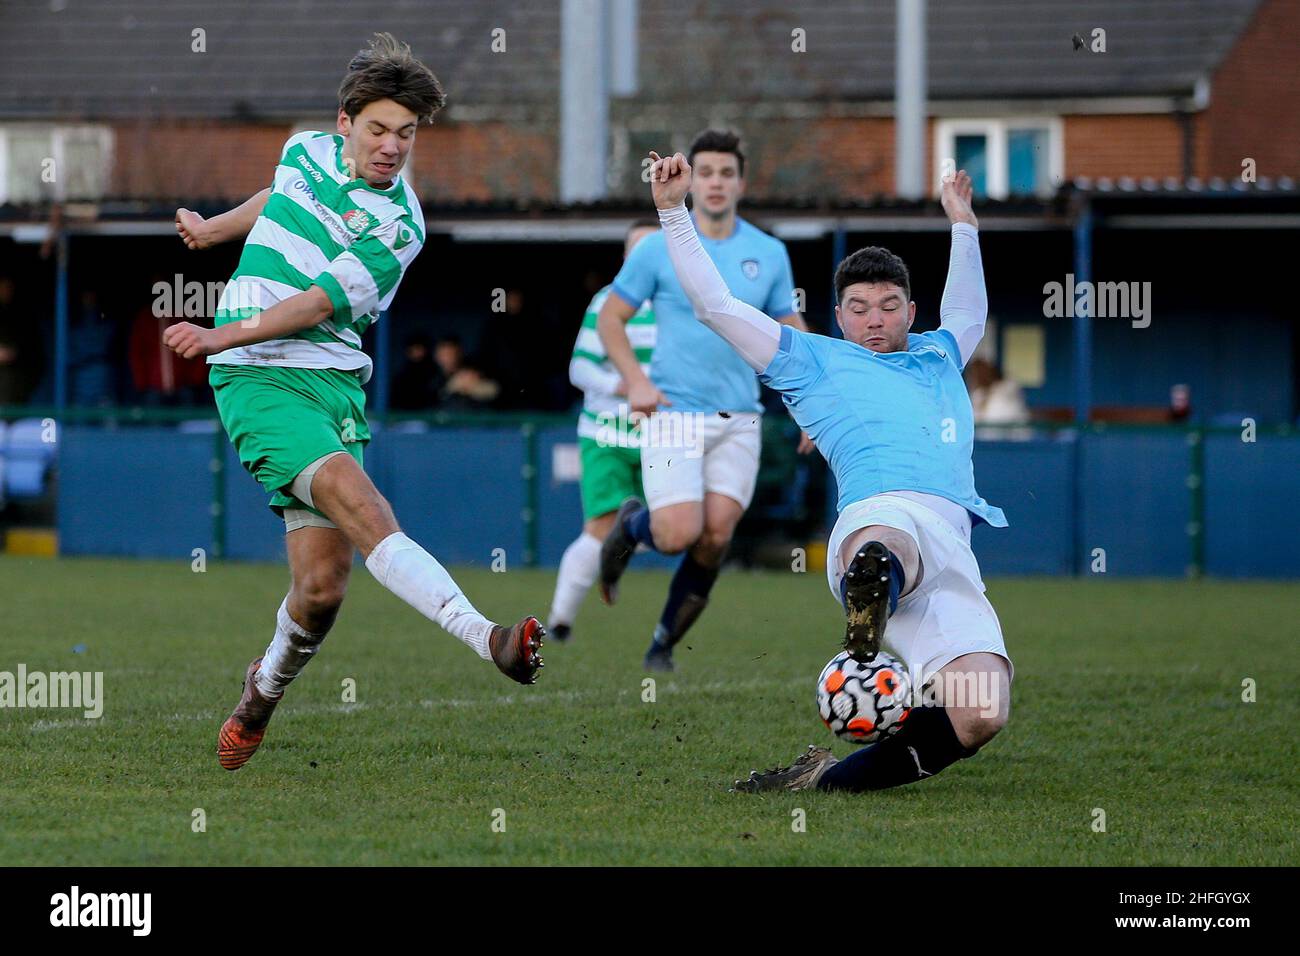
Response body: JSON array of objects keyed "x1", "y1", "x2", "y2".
[
  {"x1": 255, "y1": 598, "x2": 327, "y2": 701},
  {"x1": 548, "y1": 532, "x2": 602, "y2": 628},
  {"x1": 365, "y1": 531, "x2": 494, "y2": 660}
]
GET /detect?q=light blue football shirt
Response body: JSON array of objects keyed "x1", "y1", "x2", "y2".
[
  {"x1": 760, "y1": 324, "x2": 1008, "y2": 527},
  {"x1": 611, "y1": 215, "x2": 796, "y2": 413}
]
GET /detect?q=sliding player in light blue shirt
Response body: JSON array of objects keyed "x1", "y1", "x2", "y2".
[{"x1": 644, "y1": 150, "x2": 1013, "y2": 795}]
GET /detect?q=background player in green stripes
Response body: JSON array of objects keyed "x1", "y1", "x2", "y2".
[
  {"x1": 162, "y1": 34, "x2": 545, "y2": 772},
  {"x1": 547, "y1": 220, "x2": 659, "y2": 641}
]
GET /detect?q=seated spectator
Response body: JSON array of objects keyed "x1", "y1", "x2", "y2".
[
  {"x1": 965, "y1": 357, "x2": 1032, "y2": 439},
  {"x1": 435, "y1": 336, "x2": 500, "y2": 411},
  {"x1": 443, "y1": 366, "x2": 501, "y2": 410}
]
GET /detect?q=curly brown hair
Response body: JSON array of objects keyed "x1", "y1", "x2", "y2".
[
  {"x1": 688, "y1": 129, "x2": 745, "y2": 177},
  {"x1": 338, "y1": 33, "x2": 446, "y2": 123},
  {"x1": 834, "y1": 247, "x2": 911, "y2": 303}
]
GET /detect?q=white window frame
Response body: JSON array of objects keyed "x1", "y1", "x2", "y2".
[
  {"x1": 933, "y1": 117, "x2": 1063, "y2": 199},
  {"x1": 0, "y1": 124, "x2": 115, "y2": 203}
]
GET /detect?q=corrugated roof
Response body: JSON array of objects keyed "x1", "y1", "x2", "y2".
[{"x1": 0, "y1": 0, "x2": 1263, "y2": 119}]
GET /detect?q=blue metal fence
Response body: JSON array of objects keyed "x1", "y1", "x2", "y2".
[{"x1": 39, "y1": 415, "x2": 1300, "y2": 578}]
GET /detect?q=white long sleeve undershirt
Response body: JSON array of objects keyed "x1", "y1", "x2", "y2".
[
  {"x1": 939, "y1": 222, "x2": 988, "y2": 367},
  {"x1": 568, "y1": 356, "x2": 622, "y2": 396},
  {"x1": 657, "y1": 203, "x2": 782, "y2": 373},
  {"x1": 658, "y1": 204, "x2": 987, "y2": 369}
]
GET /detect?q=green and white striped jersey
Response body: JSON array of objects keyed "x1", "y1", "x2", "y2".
[
  {"x1": 570, "y1": 285, "x2": 655, "y2": 442},
  {"x1": 207, "y1": 130, "x2": 425, "y2": 384}
]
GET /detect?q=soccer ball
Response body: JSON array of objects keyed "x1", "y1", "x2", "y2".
[{"x1": 816, "y1": 650, "x2": 912, "y2": 745}]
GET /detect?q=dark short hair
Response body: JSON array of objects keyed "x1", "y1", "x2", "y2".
[
  {"x1": 834, "y1": 247, "x2": 911, "y2": 303},
  {"x1": 339, "y1": 33, "x2": 446, "y2": 123},
  {"x1": 688, "y1": 129, "x2": 745, "y2": 177},
  {"x1": 626, "y1": 218, "x2": 660, "y2": 251}
]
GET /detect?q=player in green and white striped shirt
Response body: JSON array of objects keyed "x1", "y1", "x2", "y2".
[
  {"x1": 163, "y1": 34, "x2": 545, "y2": 773},
  {"x1": 547, "y1": 221, "x2": 658, "y2": 641}
]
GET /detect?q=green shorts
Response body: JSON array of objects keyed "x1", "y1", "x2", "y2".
[
  {"x1": 578, "y1": 436, "x2": 643, "y2": 521},
  {"x1": 209, "y1": 363, "x2": 369, "y2": 518}
]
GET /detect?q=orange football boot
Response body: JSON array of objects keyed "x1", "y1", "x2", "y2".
[
  {"x1": 217, "y1": 657, "x2": 279, "y2": 771},
  {"x1": 488, "y1": 617, "x2": 546, "y2": 684}
]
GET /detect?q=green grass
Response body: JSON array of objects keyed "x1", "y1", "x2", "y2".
[{"x1": 0, "y1": 555, "x2": 1296, "y2": 866}]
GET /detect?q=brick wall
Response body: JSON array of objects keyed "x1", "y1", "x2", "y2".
[
  {"x1": 109, "y1": 116, "x2": 556, "y2": 204},
  {"x1": 1062, "y1": 114, "x2": 1188, "y2": 182},
  {"x1": 110, "y1": 120, "x2": 292, "y2": 201},
  {"x1": 104, "y1": 20, "x2": 1300, "y2": 209},
  {"x1": 738, "y1": 116, "x2": 897, "y2": 200},
  {"x1": 1201, "y1": 0, "x2": 1300, "y2": 181}
]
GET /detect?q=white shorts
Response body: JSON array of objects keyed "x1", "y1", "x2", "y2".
[
  {"x1": 826, "y1": 493, "x2": 1013, "y2": 691},
  {"x1": 641, "y1": 411, "x2": 762, "y2": 511}
]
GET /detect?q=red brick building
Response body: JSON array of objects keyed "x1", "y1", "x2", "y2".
[{"x1": 1, "y1": 0, "x2": 1295, "y2": 206}]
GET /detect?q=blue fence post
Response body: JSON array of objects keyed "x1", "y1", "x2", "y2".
[
  {"x1": 54, "y1": 231, "x2": 70, "y2": 411},
  {"x1": 830, "y1": 225, "x2": 846, "y2": 339},
  {"x1": 1186, "y1": 427, "x2": 1205, "y2": 578},
  {"x1": 211, "y1": 426, "x2": 226, "y2": 560},
  {"x1": 521, "y1": 423, "x2": 538, "y2": 567},
  {"x1": 374, "y1": 309, "x2": 390, "y2": 416},
  {"x1": 1070, "y1": 199, "x2": 1095, "y2": 576},
  {"x1": 1072, "y1": 199, "x2": 1093, "y2": 425},
  {"x1": 1069, "y1": 427, "x2": 1085, "y2": 575}
]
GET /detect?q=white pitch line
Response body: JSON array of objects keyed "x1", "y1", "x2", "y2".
[{"x1": 25, "y1": 675, "x2": 806, "y2": 733}]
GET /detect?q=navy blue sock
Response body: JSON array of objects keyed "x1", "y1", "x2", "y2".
[
  {"x1": 839, "y1": 546, "x2": 906, "y2": 614},
  {"x1": 817, "y1": 707, "x2": 972, "y2": 792},
  {"x1": 654, "y1": 553, "x2": 720, "y2": 648},
  {"x1": 623, "y1": 504, "x2": 657, "y2": 550}
]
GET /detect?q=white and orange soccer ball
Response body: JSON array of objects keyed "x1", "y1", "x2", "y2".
[{"x1": 817, "y1": 650, "x2": 912, "y2": 745}]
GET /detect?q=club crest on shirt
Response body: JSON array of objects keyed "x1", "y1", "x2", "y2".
[
  {"x1": 741, "y1": 258, "x2": 760, "y2": 280},
  {"x1": 342, "y1": 209, "x2": 373, "y2": 235}
]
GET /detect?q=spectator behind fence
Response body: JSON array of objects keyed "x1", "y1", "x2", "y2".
[
  {"x1": 965, "y1": 357, "x2": 1032, "y2": 439},
  {"x1": 0, "y1": 275, "x2": 43, "y2": 405},
  {"x1": 390, "y1": 333, "x2": 444, "y2": 410},
  {"x1": 435, "y1": 335, "x2": 499, "y2": 411},
  {"x1": 129, "y1": 275, "x2": 209, "y2": 405}
]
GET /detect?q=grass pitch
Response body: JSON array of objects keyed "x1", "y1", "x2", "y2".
[{"x1": 1, "y1": 555, "x2": 1296, "y2": 866}]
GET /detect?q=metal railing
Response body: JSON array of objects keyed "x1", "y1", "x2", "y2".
[{"x1": 2, "y1": 405, "x2": 1294, "y2": 574}]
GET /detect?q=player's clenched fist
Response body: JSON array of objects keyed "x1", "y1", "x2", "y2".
[
  {"x1": 648, "y1": 150, "x2": 692, "y2": 210},
  {"x1": 940, "y1": 169, "x2": 978, "y2": 229},
  {"x1": 175, "y1": 208, "x2": 212, "y2": 250},
  {"x1": 163, "y1": 322, "x2": 219, "y2": 360},
  {"x1": 627, "y1": 377, "x2": 670, "y2": 418}
]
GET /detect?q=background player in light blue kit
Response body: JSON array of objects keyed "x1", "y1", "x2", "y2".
[
  {"x1": 644, "y1": 149, "x2": 1013, "y2": 794},
  {"x1": 596, "y1": 130, "x2": 811, "y2": 671}
]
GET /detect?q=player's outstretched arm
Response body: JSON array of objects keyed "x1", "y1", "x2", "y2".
[
  {"x1": 161, "y1": 286, "x2": 333, "y2": 360},
  {"x1": 938, "y1": 170, "x2": 988, "y2": 367},
  {"x1": 175, "y1": 187, "x2": 272, "y2": 250},
  {"x1": 648, "y1": 151, "x2": 781, "y2": 373}
]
